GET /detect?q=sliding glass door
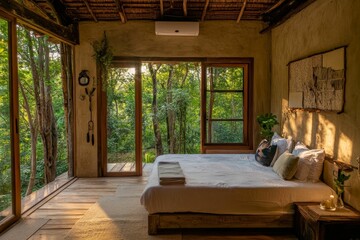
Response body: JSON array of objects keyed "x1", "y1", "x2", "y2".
[{"x1": 0, "y1": 12, "x2": 20, "y2": 232}]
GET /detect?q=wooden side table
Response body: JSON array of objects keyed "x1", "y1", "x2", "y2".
[{"x1": 295, "y1": 202, "x2": 360, "y2": 240}]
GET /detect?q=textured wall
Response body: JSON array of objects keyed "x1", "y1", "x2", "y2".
[
  {"x1": 271, "y1": 0, "x2": 360, "y2": 211},
  {"x1": 75, "y1": 20, "x2": 271, "y2": 177}
]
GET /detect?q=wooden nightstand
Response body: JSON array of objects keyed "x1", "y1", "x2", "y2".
[{"x1": 295, "y1": 202, "x2": 360, "y2": 240}]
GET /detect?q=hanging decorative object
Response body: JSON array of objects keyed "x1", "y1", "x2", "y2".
[{"x1": 91, "y1": 31, "x2": 113, "y2": 91}]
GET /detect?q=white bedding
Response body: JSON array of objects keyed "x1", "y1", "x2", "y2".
[{"x1": 140, "y1": 154, "x2": 335, "y2": 215}]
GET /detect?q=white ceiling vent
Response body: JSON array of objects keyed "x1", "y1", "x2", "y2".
[{"x1": 155, "y1": 21, "x2": 199, "y2": 36}]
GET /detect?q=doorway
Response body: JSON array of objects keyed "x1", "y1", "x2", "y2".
[{"x1": 101, "y1": 63, "x2": 142, "y2": 176}]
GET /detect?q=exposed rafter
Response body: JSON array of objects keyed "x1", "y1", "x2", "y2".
[
  {"x1": 201, "y1": 0, "x2": 210, "y2": 21},
  {"x1": 183, "y1": 0, "x2": 187, "y2": 17},
  {"x1": 0, "y1": 0, "x2": 78, "y2": 44},
  {"x1": 114, "y1": 0, "x2": 127, "y2": 23},
  {"x1": 23, "y1": 0, "x2": 283, "y2": 22},
  {"x1": 261, "y1": 0, "x2": 316, "y2": 33},
  {"x1": 83, "y1": 0, "x2": 97, "y2": 22},
  {"x1": 236, "y1": 0, "x2": 247, "y2": 23}
]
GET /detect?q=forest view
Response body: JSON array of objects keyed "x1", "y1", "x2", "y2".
[
  {"x1": 0, "y1": 23, "x2": 69, "y2": 213},
  {"x1": 107, "y1": 62, "x2": 245, "y2": 164},
  {"x1": 107, "y1": 63, "x2": 202, "y2": 164}
]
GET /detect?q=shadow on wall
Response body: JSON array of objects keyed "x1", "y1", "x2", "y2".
[{"x1": 281, "y1": 108, "x2": 360, "y2": 211}]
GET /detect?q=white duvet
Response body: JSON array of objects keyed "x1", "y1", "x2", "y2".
[{"x1": 140, "y1": 154, "x2": 334, "y2": 215}]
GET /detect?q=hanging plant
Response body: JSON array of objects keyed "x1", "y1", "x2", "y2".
[{"x1": 91, "y1": 31, "x2": 113, "y2": 90}]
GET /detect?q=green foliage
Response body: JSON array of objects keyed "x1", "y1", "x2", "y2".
[
  {"x1": 334, "y1": 170, "x2": 351, "y2": 195},
  {"x1": 144, "y1": 151, "x2": 156, "y2": 163},
  {"x1": 256, "y1": 113, "x2": 279, "y2": 141},
  {"x1": 92, "y1": 32, "x2": 113, "y2": 89},
  {"x1": 106, "y1": 63, "x2": 202, "y2": 161}
]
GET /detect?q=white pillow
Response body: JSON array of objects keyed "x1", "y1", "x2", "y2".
[
  {"x1": 270, "y1": 133, "x2": 295, "y2": 166},
  {"x1": 292, "y1": 142, "x2": 309, "y2": 156},
  {"x1": 294, "y1": 147, "x2": 325, "y2": 182}
]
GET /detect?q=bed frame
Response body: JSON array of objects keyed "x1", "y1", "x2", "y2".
[
  {"x1": 148, "y1": 212, "x2": 293, "y2": 235},
  {"x1": 146, "y1": 158, "x2": 335, "y2": 235}
]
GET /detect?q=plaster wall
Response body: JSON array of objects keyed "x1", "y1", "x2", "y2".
[
  {"x1": 271, "y1": 0, "x2": 360, "y2": 211},
  {"x1": 75, "y1": 20, "x2": 271, "y2": 177}
]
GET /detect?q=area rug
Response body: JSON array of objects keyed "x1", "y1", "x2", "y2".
[{"x1": 64, "y1": 196, "x2": 181, "y2": 240}]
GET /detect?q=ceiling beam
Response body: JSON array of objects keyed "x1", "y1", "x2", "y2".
[
  {"x1": 160, "y1": 0, "x2": 164, "y2": 16},
  {"x1": 236, "y1": 0, "x2": 247, "y2": 23},
  {"x1": 201, "y1": 0, "x2": 210, "y2": 21},
  {"x1": 183, "y1": 0, "x2": 187, "y2": 16},
  {"x1": 46, "y1": 0, "x2": 73, "y2": 25},
  {"x1": 114, "y1": 0, "x2": 127, "y2": 23},
  {"x1": 261, "y1": 0, "x2": 316, "y2": 33},
  {"x1": 83, "y1": 0, "x2": 97, "y2": 22},
  {"x1": 0, "y1": 0, "x2": 78, "y2": 44}
]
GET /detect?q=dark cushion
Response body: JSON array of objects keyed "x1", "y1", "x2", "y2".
[{"x1": 255, "y1": 139, "x2": 277, "y2": 166}]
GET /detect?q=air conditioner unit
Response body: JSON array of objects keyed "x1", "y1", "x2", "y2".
[{"x1": 155, "y1": 21, "x2": 199, "y2": 36}]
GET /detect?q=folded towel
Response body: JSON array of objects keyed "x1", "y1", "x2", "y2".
[{"x1": 158, "y1": 161, "x2": 185, "y2": 185}]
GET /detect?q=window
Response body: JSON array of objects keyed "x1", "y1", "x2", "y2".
[{"x1": 202, "y1": 60, "x2": 253, "y2": 152}]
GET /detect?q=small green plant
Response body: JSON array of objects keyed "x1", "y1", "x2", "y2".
[
  {"x1": 256, "y1": 113, "x2": 279, "y2": 141},
  {"x1": 144, "y1": 151, "x2": 156, "y2": 163}
]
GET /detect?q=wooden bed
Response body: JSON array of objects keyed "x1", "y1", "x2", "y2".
[{"x1": 140, "y1": 154, "x2": 334, "y2": 235}]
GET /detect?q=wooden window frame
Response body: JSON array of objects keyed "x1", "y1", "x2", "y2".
[
  {"x1": 201, "y1": 58, "x2": 253, "y2": 153},
  {"x1": 0, "y1": 9, "x2": 21, "y2": 233}
]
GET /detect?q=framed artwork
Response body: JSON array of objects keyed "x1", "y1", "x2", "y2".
[{"x1": 288, "y1": 47, "x2": 346, "y2": 112}]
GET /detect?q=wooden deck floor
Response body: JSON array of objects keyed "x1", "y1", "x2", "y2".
[{"x1": 107, "y1": 162, "x2": 136, "y2": 172}]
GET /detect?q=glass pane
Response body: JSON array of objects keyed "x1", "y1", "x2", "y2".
[
  {"x1": 141, "y1": 63, "x2": 201, "y2": 163},
  {"x1": 0, "y1": 18, "x2": 12, "y2": 221},
  {"x1": 107, "y1": 67, "x2": 136, "y2": 173},
  {"x1": 206, "y1": 121, "x2": 243, "y2": 144},
  {"x1": 17, "y1": 26, "x2": 68, "y2": 210},
  {"x1": 206, "y1": 92, "x2": 243, "y2": 119},
  {"x1": 206, "y1": 67, "x2": 243, "y2": 90}
]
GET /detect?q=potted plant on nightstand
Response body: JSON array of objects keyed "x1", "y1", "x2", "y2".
[
  {"x1": 256, "y1": 113, "x2": 279, "y2": 141},
  {"x1": 333, "y1": 160, "x2": 355, "y2": 208}
]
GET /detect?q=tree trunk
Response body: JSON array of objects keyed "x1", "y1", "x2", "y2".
[
  {"x1": 148, "y1": 63, "x2": 163, "y2": 156},
  {"x1": 42, "y1": 39, "x2": 58, "y2": 183},
  {"x1": 60, "y1": 43, "x2": 74, "y2": 177},
  {"x1": 26, "y1": 32, "x2": 58, "y2": 184},
  {"x1": 207, "y1": 67, "x2": 215, "y2": 143},
  {"x1": 166, "y1": 65, "x2": 176, "y2": 153},
  {"x1": 178, "y1": 64, "x2": 189, "y2": 153}
]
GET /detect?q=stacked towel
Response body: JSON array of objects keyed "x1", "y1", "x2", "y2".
[{"x1": 158, "y1": 161, "x2": 185, "y2": 185}]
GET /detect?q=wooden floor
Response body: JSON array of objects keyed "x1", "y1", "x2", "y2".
[
  {"x1": 1, "y1": 165, "x2": 298, "y2": 239},
  {"x1": 26, "y1": 177, "x2": 138, "y2": 239}
]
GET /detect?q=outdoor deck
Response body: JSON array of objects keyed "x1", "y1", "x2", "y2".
[{"x1": 107, "y1": 162, "x2": 137, "y2": 172}]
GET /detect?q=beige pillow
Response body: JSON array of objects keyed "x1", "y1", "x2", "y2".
[{"x1": 273, "y1": 152, "x2": 299, "y2": 180}]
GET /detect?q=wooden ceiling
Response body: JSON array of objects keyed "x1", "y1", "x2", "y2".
[
  {"x1": 35, "y1": 0, "x2": 282, "y2": 23},
  {"x1": 0, "y1": 0, "x2": 315, "y2": 44}
]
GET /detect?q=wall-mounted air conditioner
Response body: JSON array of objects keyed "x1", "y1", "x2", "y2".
[{"x1": 155, "y1": 21, "x2": 199, "y2": 36}]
